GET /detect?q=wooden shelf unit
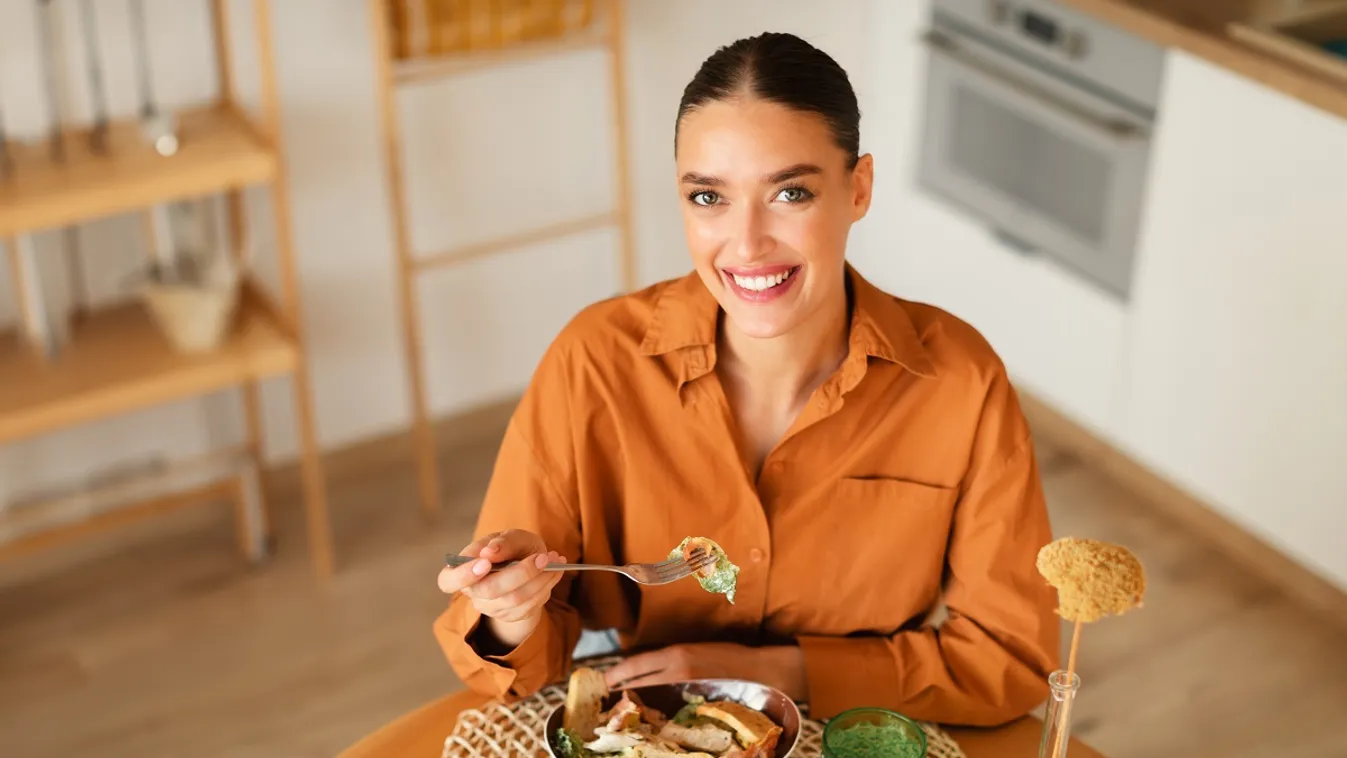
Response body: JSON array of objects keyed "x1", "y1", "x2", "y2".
[
  {"x1": 0, "y1": 105, "x2": 277, "y2": 238},
  {"x1": 0, "y1": 282, "x2": 296, "y2": 446},
  {"x1": 367, "y1": 0, "x2": 636, "y2": 518},
  {"x1": 0, "y1": 0, "x2": 334, "y2": 578}
]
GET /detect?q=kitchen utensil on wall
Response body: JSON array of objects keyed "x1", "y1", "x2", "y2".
[
  {"x1": 35, "y1": 0, "x2": 90, "y2": 329},
  {"x1": 9, "y1": 235, "x2": 61, "y2": 360},
  {"x1": 77, "y1": 0, "x2": 111, "y2": 153},
  {"x1": 35, "y1": 0, "x2": 67, "y2": 161},
  {"x1": 129, "y1": 0, "x2": 179, "y2": 157},
  {"x1": 0, "y1": 86, "x2": 13, "y2": 177}
]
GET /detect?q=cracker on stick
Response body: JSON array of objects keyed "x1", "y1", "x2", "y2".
[{"x1": 1036, "y1": 537, "x2": 1146, "y2": 758}]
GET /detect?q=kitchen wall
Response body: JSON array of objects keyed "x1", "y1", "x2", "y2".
[
  {"x1": 3, "y1": 1, "x2": 1345, "y2": 594},
  {"x1": 0, "y1": 1, "x2": 873, "y2": 501}
]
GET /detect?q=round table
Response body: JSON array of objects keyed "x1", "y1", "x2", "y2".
[{"x1": 337, "y1": 689, "x2": 1107, "y2": 758}]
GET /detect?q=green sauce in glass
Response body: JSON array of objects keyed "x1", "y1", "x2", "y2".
[
  {"x1": 669, "y1": 537, "x2": 740, "y2": 604},
  {"x1": 825, "y1": 721, "x2": 924, "y2": 758}
]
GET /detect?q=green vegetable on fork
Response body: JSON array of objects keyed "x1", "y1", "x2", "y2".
[{"x1": 669, "y1": 537, "x2": 740, "y2": 604}]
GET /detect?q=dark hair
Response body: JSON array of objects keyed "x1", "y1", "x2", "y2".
[{"x1": 676, "y1": 32, "x2": 861, "y2": 168}]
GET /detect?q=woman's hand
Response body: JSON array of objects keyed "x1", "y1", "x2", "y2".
[
  {"x1": 437, "y1": 529, "x2": 566, "y2": 650},
  {"x1": 603, "y1": 643, "x2": 809, "y2": 702}
]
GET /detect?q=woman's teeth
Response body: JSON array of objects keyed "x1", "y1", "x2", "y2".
[{"x1": 732, "y1": 268, "x2": 794, "y2": 292}]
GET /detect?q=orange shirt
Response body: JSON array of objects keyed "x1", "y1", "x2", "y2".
[{"x1": 434, "y1": 264, "x2": 1061, "y2": 726}]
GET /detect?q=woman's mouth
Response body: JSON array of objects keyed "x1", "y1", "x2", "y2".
[{"x1": 722, "y1": 265, "x2": 801, "y2": 302}]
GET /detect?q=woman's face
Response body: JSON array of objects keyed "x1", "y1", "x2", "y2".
[{"x1": 675, "y1": 97, "x2": 873, "y2": 341}]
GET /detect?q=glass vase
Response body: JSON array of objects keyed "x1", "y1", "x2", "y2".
[{"x1": 1037, "y1": 670, "x2": 1080, "y2": 758}]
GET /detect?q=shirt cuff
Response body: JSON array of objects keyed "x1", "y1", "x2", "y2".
[
  {"x1": 434, "y1": 599, "x2": 560, "y2": 701},
  {"x1": 797, "y1": 634, "x2": 903, "y2": 720}
]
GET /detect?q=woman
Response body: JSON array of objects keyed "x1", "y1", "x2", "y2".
[{"x1": 434, "y1": 32, "x2": 1059, "y2": 726}]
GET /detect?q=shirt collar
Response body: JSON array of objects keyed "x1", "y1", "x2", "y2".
[{"x1": 638, "y1": 264, "x2": 937, "y2": 379}]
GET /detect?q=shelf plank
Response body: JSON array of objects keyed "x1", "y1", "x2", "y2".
[
  {"x1": 0, "y1": 282, "x2": 298, "y2": 445},
  {"x1": 0, "y1": 105, "x2": 277, "y2": 238},
  {"x1": 0, "y1": 478, "x2": 238, "y2": 564}
]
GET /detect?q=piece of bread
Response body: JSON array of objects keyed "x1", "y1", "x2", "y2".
[
  {"x1": 694, "y1": 701, "x2": 782, "y2": 756},
  {"x1": 658, "y1": 721, "x2": 736, "y2": 753},
  {"x1": 563, "y1": 666, "x2": 609, "y2": 741}
]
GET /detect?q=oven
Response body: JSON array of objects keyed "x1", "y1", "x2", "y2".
[{"x1": 916, "y1": 0, "x2": 1168, "y2": 301}]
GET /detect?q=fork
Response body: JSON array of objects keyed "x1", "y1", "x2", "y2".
[{"x1": 444, "y1": 549, "x2": 716, "y2": 586}]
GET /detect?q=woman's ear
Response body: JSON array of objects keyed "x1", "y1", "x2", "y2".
[{"x1": 850, "y1": 153, "x2": 875, "y2": 221}]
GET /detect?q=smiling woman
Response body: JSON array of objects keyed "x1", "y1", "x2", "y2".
[{"x1": 433, "y1": 32, "x2": 1060, "y2": 727}]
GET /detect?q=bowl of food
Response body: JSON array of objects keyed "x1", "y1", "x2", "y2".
[
  {"x1": 821, "y1": 707, "x2": 926, "y2": 758},
  {"x1": 546, "y1": 667, "x2": 801, "y2": 757}
]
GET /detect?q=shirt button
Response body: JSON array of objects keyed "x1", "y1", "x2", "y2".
[{"x1": 749, "y1": 548, "x2": 765, "y2": 563}]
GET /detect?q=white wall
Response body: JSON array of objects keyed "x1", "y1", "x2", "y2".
[{"x1": 0, "y1": 0, "x2": 877, "y2": 508}]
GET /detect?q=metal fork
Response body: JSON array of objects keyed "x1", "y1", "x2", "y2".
[{"x1": 444, "y1": 549, "x2": 716, "y2": 586}]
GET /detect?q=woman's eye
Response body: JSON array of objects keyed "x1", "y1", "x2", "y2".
[
  {"x1": 776, "y1": 187, "x2": 812, "y2": 203},
  {"x1": 689, "y1": 191, "x2": 720, "y2": 206}
]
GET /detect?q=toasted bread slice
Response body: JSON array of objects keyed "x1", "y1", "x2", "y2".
[
  {"x1": 562, "y1": 666, "x2": 609, "y2": 741},
  {"x1": 695, "y1": 701, "x2": 783, "y2": 755},
  {"x1": 658, "y1": 721, "x2": 736, "y2": 753}
]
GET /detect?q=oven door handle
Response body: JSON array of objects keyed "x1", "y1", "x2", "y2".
[{"x1": 921, "y1": 28, "x2": 1148, "y2": 141}]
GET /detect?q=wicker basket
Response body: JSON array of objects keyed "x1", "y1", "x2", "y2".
[
  {"x1": 141, "y1": 279, "x2": 239, "y2": 354},
  {"x1": 388, "y1": 0, "x2": 598, "y2": 59}
]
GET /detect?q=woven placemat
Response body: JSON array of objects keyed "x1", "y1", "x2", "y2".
[{"x1": 442, "y1": 658, "x2": 966, "y2": 758}]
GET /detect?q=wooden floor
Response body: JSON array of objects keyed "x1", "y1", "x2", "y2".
[{"x1": 2, "y1": 404, "x2": 1346, "y2": 758}]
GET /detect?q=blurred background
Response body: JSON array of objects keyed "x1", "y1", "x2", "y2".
[{"x1": 0, "y1": 1, "x2": 1344, "y2": 757}]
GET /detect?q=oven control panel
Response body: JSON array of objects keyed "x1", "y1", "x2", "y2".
[{"x1": 988, "y1": 0, "x2": 1089, "y2": 58}]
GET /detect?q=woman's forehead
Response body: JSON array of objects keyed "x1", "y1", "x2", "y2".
[{"x1": 676, "y1": 99, "x2": 841, "y2": 178}]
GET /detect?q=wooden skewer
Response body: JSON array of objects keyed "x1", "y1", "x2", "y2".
[{"x1": 1066, "y1": 618, "x2": 1082, "y2": 676}]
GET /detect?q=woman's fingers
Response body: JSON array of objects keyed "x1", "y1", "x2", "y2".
[
  {"x1": 604, "y1": 647, "x2": 684, "y2": 689},
  {"x1": 476, "y1": 566, "x2": 565, "y2": 622},
  {"x1": 465, "y1": 551, "x2": 564, "y2": 601},
  {"x1": 438, "y1": 530, "x2": 549, "y2": 596},
  {"x1": 437, "y1": 555, "x2": 494, "y2": 594},
  {"x1": 478, "y1": 529, "x2": 542, "y2": 562}
]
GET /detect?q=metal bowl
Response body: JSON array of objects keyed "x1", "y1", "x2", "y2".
[{"x1": 544, "y1": 678, "x2": 802, "y2": 757}]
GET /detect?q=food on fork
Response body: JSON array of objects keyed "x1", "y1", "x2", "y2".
[
  {"x1": 1036, "y1": 536, "x2": 1146, "y2": 623},
  {"x1": 554, "y1": 667, "x2": 784, "y2": 758},
  {"x1": 669, "y1": 537, "x2": 740, "y2": 604}
]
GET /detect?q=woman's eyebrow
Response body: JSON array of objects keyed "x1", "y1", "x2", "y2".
[
  {"x1": 680, "y1": 172, "x2": 722, "y2": 186},
  {"x1": 679, "y1": 164, "x2": 824, "y2": 187},
  {"x1": 766, "y1": 163, "x2": 823, "y2": 183}
]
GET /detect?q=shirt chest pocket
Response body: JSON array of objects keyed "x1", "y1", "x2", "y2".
[{"x1": 801, "y1": 476, "x2": 959, "y2": 612}]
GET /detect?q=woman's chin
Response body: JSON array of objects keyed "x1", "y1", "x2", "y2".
[{"x1": 723, "y1": 309, "x2": 797, "y2": 341}]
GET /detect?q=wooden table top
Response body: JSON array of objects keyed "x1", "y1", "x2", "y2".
[{"x1": 337, "y1": 688, "x2": 1107, "y2": 758}]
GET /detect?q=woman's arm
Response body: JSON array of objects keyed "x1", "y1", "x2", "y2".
[
  {"x1": 797, "y1": 377, "x2": 1061, "y2": 726},
  {"x1": 433, "y1": 341, "x2": 586, "y2": 702}
]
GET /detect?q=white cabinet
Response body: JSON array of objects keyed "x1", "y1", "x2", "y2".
[
  {"x1": 889, "y1": 193, "x2": 1129, "y2": 442},
  {"x1": 1120, "y1": 50, "x2": 1347, "y2": 589}
]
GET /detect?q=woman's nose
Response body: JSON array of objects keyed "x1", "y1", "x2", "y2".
[{"x1": 730, "y1": 205, "x2": 773, "y2": 262}]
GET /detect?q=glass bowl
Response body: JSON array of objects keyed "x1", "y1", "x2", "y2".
[{"x1": 822, "y1": 707, "x2": 927, "y2": 758}]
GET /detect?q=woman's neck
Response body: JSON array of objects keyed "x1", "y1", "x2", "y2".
[{"x1": 718, "y1": 291, "x2": 851, "y2": 410}]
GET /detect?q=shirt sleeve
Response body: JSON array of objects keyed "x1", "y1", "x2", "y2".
[
  {"x1": 432, "y1": 340, "x2": 585, "y2": 702},
  {"x1": 796, "y1": 373, "x2": 1061, "y2": 725}
]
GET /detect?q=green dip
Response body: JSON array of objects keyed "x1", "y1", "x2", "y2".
[
  {"x1": 824, "y1": 721, "x2": 925, "y2": 758},
  {"x1": 553, "y1": 728, "x2": 593, "y2": 758},
  {"x1": 670, "y1": 537, "x2": 740, "y2": 604}
]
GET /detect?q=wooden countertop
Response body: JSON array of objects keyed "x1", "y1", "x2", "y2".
[{"x1": 1057, "y1": 0, "x2": 1347, "y2": 120}]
